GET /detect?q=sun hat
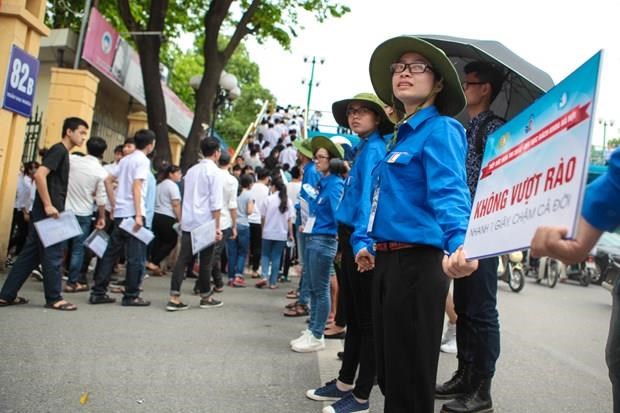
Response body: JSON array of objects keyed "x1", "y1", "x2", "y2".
[
  {"x1": 332, "y1": 93, "x2": 395, "y2": 135},
  {"x1": 330, "y1": 136, "x2": 355, "y2": 162},
  {"x1": 311, "y1": 136, "x2": 344, "y2": 159},
  {"x1": 369, "y1": 35, "x2": 466, "y2": 117},
  {"x1": 293, "y1": 139, "x2": 313, "y2": 159}
]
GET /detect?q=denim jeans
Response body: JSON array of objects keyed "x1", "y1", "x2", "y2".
[
  {"x1": 67, "y1": 215, "x2": 93, "y2": 284},
  {"x1": 607, "y1": 279, "x2": 620, "y2": 413},
  {"x1": 297, "y1": 230, "x2": 311, "y2": 306},
  {"x1": 454, "y1": 256, "x2": 500, "y2": 378},
  {"x1": 260, "y1": 238, "x2": 286, "y2": 286},
  {"x1": 91, "y1": 217, "x2": 147, "y2": 300},
  {"x1": 306, "y1": 234, "x2": 338, "y2": 338},
  {"x1": 0, "y1": 220, "x2": 65, "y2": 305},
  {"x1": 227, "y1": 224, "x2": 250, "y2": 278}
]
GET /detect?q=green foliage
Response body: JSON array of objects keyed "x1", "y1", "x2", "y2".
[
  {"x1": 608, "y1": 138, "x2": 620, "y2": 149},
  {"x1": 167, "y1": 42, "x2": 275, "y2": 148}
]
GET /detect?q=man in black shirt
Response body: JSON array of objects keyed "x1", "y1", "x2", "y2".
[
  {"x1": 436, "y1": 61, "x2": 505, "y2": 413},
  {"x1": 0, "y1": 117, "x2": 89, "y2": 311}
]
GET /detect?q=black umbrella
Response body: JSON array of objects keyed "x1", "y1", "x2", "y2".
[{"x1": 418, "y1": 34, "x2": 555, "y2": 122}]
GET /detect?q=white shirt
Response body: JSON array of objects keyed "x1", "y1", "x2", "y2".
[
  {"x1": 265, "y1": 128, "x2": 280, "y2": 148},
  {"x1": 279, "y1": 146, "x2": 297, "y2": 168},
  {"x1": 259, "y1": 192, "x2": 293, "y2": 241},
  {"x1": 113, "y1": 150, "x2": 150, "y2": 218},
  {"x1": 248, "y1": 182, "x2": 270, "y2": 224},
  {"x1": 286, "y1": 181, "x2": 301, "y2": 223},
  {"x1": 154, "y1": 179, "x2": 181, "y2": 219},
  {"x1": 217, "y1": 167, "x2": 239, "y2": 230},
  {"x1": 103, "y1": 163, "x2": 118, "y2": 212},
  {"x1": 180, "y1": 158, "x2": 223, "y2": 232},
  {"x1": 65, "y1": 154, "x2": 108, "y2": 217},
  {"x1": 14, "y1": 173, "x2": 31, "y2": 210}
]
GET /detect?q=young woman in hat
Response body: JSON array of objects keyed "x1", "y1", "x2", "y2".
[
  {"x1": 305, "y1": 93, "x2": 394, "y2": 413},
  {"x1": 290, "y1": 137, "x2": 345, "y2": 353},
  {"x1": 356, "y1": 36, "x2": 479, "y2": 412}
]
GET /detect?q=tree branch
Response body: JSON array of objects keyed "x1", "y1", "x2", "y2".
[
  {"x1": 117, "y1": 0, "x2": 141, "y2": 32},
  {"x1": 148, "y1": 0, "x2": 169, "y2": 31},
  {"x1": 223, "y1": 0, "x2": 262, "y2": 61}
]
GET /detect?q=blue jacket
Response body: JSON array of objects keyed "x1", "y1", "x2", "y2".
[
  {"x1": 336, "y1": 130, "x2": 387, "y2": 255},
  {"x1": 311, "y1": 173, "x2": 344, "y2": 236},
  {"x1": 368, "y1": 105, "x2": 471, "y2": 253},
  {"x1": 295, "y1": 162, "x2": 321, "y2": 226},
  {"x1": 583, "y1": 147, "x2": 620, "y2": 231}
]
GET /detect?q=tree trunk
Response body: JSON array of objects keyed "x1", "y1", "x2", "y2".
[{"x1": 135, "y1": 37, "x2": 171, "y2": 169}]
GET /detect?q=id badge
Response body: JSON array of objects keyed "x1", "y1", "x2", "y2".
[
  {"x1": 303, "y1": 216, "x2": 316, "y2": 234},
  {"x1": 367, "y1": 187, "x2": 380, "y2": 232}
]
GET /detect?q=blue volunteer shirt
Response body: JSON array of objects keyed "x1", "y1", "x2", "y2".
[
  {"x1": 295, "y1": 161, "x2": 321, "y2": 226},
  {"x1": 335, "y1": 130, "x2": 387, "y2": 255},
  {"x1": 368, "y1": 105, "x2": 471, "y2": 254},
  {"x1": 583, "y1": 147, "x2": 620, "y2": 231},
  {"x1": 311, "y1": 173, "x2": 344, "y2": 236}
]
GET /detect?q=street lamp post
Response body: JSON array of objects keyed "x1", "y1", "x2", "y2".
[
  {"x1": 189, "y1": 71, "x2": 241, "y2": 138},
  {"x1": 599, "y1": 118, "x2": 615, "y2": 153},
  {"x1": 301, "y1": 56, "x2": 325, "y2": 116}
]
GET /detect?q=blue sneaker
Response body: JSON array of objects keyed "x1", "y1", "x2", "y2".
[
  {"x1": 323, "y1": 393, "x2": 370, "y2": 413},
  {"x1": 306, "y1": 379, "x2": 352, "y2": 401}
]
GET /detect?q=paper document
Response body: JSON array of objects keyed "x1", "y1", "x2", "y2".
[
  {"x1": 84, "y1": 229, "x2": 109, "y2": 258},
  {"x1": 191, "y1": 220, "x2": 216, "y2": 255},
  {"x1": 34, "y1": 211, "x2": 83, "y2": 248},
  {"x1": 303, "y1": 216, "x2": 316, "y2": 234},
  {"x1": 119, "y1": 218, "x2": 155, "y2": 245}
]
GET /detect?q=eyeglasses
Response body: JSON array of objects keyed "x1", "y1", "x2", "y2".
[
  {"x1": 390, "y1": 62, "x2": 434, "y2": 75},
  {"x1": 346, "y1": 107, "x2": 373, "y2": 117},
  {"x1": 461, "y1": 80, "x2": 487, "y2": 89},
  {"x1": 313, "y1": 154, "x2": 330, "y2": 161}
]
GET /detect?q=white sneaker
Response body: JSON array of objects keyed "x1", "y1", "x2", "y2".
[
  {"x1": 290, "y1": 329, "x2": 311, "y2": 347},
  {"x1": 440, "y1": 322, "x2": 457, "y2": 354},
  {"x1": 292, "y1": 334, "x2": 325, "y2": 353}
]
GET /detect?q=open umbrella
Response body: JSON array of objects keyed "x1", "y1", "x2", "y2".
[{"x1": 417, "y1": 34, "x2": 555, "y2": 122}]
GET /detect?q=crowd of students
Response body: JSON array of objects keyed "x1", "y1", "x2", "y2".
[{"x1": 1, "y1": 35, "x2": 536, "y2": 413}]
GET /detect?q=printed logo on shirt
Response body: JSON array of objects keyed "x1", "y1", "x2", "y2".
[{"x1": 387, "y1": 152, "x2": 407, "y2": 163}]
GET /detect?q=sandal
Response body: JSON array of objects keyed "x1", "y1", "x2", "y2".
[
  {"x1": 286, "y1": 290, "x2": 299, "y2": 299},
  {"x1": 283, "y1": 304, "x2": 309, "y2": 317},
  {"x1": 285, "y1": 300, "x2": 299, "y2": 310},
  {"x1": 45, "y1": 300, "x2": 77, "y2": 311},
  {"x1": 0, "y1": 296, "x2": 29, "y2": 307},
  {"x1": 64, "y1": 283, "x2": 89, "y2": 293}
]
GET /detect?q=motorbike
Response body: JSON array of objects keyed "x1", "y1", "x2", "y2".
[
  {"x1": 523, "y1": 250, "x2": 560, "y2": 288},
  {"x1": 497, "y1": 252, "x2": 525, "y2": 292},
  {"x1": 594, "y1": 249, "x2": 620, "y2": 291},
  {"x1": 559, "y1": 254, "x2": 596, "y2": 286}
]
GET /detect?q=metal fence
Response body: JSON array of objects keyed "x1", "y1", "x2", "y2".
[
  {"x1": 22, "y1": 107, "x2": 43, "y2": 163},
  {"x1": 91, "y1": 111, "x2": 128, "y2": 163}
]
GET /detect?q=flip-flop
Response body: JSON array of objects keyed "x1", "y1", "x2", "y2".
[
  {"x1": 45, "y1": 300, "x2": 77, "y2": 311},
  {"x1": 283, "y1": 304, "x2": 309, "y2": 317},
  {"x1": 0, "y1": 296, "x2": 29, "y2": 307}
]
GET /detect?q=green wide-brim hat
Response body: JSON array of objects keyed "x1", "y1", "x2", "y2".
[
  {"x1": 332, "y1": 92, "x2": 395, "y2": 135},
  {"x1": 293, "y1": 138, "x2": 313, "y2": 159},
  {"x1": 369, "y1": 35, "x2": 466, "y2": 117},
  {"x1": 311, "y1": 136, "x2": 344, "y2": 159}
]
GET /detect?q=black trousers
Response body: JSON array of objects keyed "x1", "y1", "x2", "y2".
[
  {"x1": 454, "y1": 256, "x2": 500, "y2": 378},
  {"x1": 373, "y1": 246, "x2": 449, "y2": 413},
  {"x1": 8, "y1": 209, "x2": 28, "y2": 256},
  {"x1": 150, "y1": 213, "x2": 178, "y2": 266},
  {"x1": 171, "y1": 232, "x2": 215, "y2": 297},
  {"x1": 337, "y1": 225, "x2": 375, "y2": 400},
  {"x1": 249, "y1": 223, "x2": 262, "y2": 271}
]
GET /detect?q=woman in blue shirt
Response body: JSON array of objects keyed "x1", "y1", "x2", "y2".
[
  {"x1": 360, "y1": 36, "x2": 478, "y2": 412},
  {"x1": 290, "y1": 136, "x2": 345, "y2": 353},
  {"x1": 305, "y1": 93, "x2": 394, "y2": 413}
]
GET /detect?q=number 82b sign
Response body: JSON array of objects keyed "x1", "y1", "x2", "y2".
[{"x1": 2, "y1": 45, "x2": 40, "y2": 118}]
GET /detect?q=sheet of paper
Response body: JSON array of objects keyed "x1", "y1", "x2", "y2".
[
  {"x1": 33, "y1": 211, "x2": 83, "y2": 248},
  {"x1": 119, "y1": 218, "x2": 155, "y2": 245},
  {"x1": 84, "y1": 229, "x2": 109, "y2": 258},
  {"x1": 191, "y1": 220, "x2": 216, "y2": 255},
  {"x1": 303, "y1": 216, "x2": 316, "y2": 234},
  {"x1": 299, "y1": 198, "x2": 310, "y2": 225}
]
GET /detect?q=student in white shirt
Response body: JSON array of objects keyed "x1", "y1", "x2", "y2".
[
  {"x1": 279, "y1": 139, "x2": 298, "y2": 168},
  {"x1": 248, "y1": 168, "x2": 271, "y2": 277},
  {"x1": 147, "y1": 165, "x2": 182, "y2": 275},
  {"x1": 64, "y1": 137, "x2": 109, "y2": 292},
  {"x1": 90, "y1": 130, "x2": 154, "y2": 307},
  {"x1": 166, "y1": 137, "x2": 224, "y2": 311},
  {"x1": 7, "y1": 161, "x2": 38, "y2": 261},
  {"x1": 194, "y1": 151, "x2": 238, "y2": 293},
  {"x1": 255, "y1": 178, "x2": 293, "y2": 289}
]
